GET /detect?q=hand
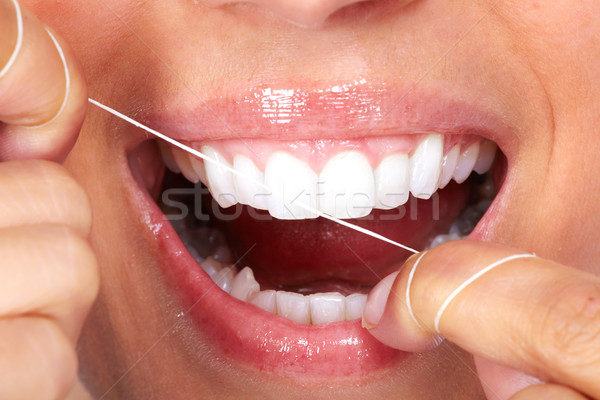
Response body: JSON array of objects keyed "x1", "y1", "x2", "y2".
[
  {"x1": 0, "y1": 0, "x2": 97, "y2": 399},
  {"x1": 363, "y1": 240, "x2": 599, "y2": 400}
]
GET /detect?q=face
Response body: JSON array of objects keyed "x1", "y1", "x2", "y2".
[{"x1": 24, "y1": 0, "x2": 600, "y2": 398}]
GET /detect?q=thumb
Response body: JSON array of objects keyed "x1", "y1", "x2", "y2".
[
  {"x1": 362, "y1": 240, "x2": 600, "y2": 398},
  {"x1": 0, "y1": 0, "x2": 87, "y2": 161}
]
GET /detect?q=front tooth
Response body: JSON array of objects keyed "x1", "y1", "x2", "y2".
[
  {"x1": 276, "y1": 291, "x2": 311, "y2": 325},
  {"x1": 173, "y1": 148, "x2": 201, "y2": 183},
  {"x1": 233, "y1": 155, "x2": 269, "y2": 210},
  {"x1": 374, "y1": 153, "x2": 410, "y2": 209},
  {"x1": 264, "y1": 152, "x2": 318, "y2": 220},
  {"x1": 453, "y1": 141, "x2": 480, "y2": 183},
  {"x1": 158, "y1": 142, "x2": 181, "y2": 173},
  {"x1": 409, "y1": 134, "x2": 443, "y2": 199},
  {"x1": 473, "y1": 140, "x2": 497, "y2": 174},
  {"x1": 230, "y1": 267, "x2": 260, "y2": 302},
  {"x1": 200, "y1": 257, "x2": 222, "y2": 279},
  {"x1": 201, "y1": 145, "x2": 237, "y2": 208},
  {"x1": 345, "y1": 293, "x2": 367, "y2": 320},
  {"x1": 249, "y1": 290, "x2": 277, "y2": 314},
  {"x1": 438, "y1": 145, "x2": 460, "y2": 189},
  {"x1": 319, "y1": 151, "x2": 375, "y2": 219},
  {"x1": 212, "y1": 244, "x2": 233, "y2": 264},
  {"x1": 309, "y1": 292, "x2": 346, "y2": 324},
  {"x1": 189, "y1": 154, "x2": 207, "y2": 184},
  {"x1": 213, "y1": 266, "x2": 235, "y2": 293}
]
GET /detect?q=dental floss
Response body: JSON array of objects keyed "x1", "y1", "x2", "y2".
[
  {"x1": 36, "y1": 29, "x2": 70, "y2": 127},
  {"x1": 433, "y1": 253, "x2": 536, "y2": 333},
  {"x1": 0, "y1": 0, "x2": 24, "y2": 79},
  {"x1": 406, "y1": 251, "x2": 428, "y2": 330},
  {"x1": 87, "y1": 98, "x2": 420, "y2": 254}
]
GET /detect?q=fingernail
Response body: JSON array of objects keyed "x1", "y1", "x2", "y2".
[{"x1": 362, "y1": 271, "x2": 400, "y2": 329}]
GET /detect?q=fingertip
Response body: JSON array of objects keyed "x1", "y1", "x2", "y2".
[
  {"x1": 0, "y1": 5, "x2": 88, "y2": 162},
  {"x1": 367, "y1": 310, "x2": 444, "y2": 352},
  {"x1": 362, "y1": 270, "x2": 399, "y2": 329},
  {"x1": 362, "y1": 263, "x2": 442, "y2": 352}
]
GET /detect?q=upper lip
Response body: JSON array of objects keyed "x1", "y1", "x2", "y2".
[{"x1": 143, "y1": 79, "x2": 516, "y2": 149}]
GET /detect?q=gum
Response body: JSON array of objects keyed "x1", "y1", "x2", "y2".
[{"x1": 183, "y1": 134, "x2": 482, "y2": 172}]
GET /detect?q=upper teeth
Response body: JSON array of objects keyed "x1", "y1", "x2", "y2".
[
  {"x1": 265, "y1": 151, "x2": 319, "y2": 219},
  {"x1": 160, "y1": 134, "x2": 497, "y2": 220},
  {"x1": 319, "y1": 151, "x2": 375, "y2": 219}
]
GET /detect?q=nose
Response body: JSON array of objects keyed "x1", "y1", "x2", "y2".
[{"x1": 204, "y1": 0, "x2": 370, "y2": 27}]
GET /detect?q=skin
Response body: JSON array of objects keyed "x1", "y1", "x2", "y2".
[{"x1": 1, "y1": 0, "x2": 599, "y2": 399}]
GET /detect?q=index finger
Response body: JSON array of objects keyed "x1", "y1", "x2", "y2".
[
  {"x1": 0, "y1": 0, "x2": 87, "y2": 161},
  {"x1": 363, "y1": 240, "x2": 600, "y2": 398}
]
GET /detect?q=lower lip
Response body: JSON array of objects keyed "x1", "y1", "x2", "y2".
[
  {"x1": 131, "y1": 179, "x2": 408, "y2": 378},
  {"x1": 158, "y1": 212, "x2": 407, "y2": 377}
]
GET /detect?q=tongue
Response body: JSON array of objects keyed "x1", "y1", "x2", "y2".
[{"x1": 208, "y1": 182, "x2": 469, "y2": 290}]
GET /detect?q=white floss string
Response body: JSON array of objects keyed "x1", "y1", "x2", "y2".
[
  {"x1": 88, "y1": 98, "x2": 420, "y2": 254},
  {"x1": 0, "y1": 0, "x2": 24, "y2": 79},
  {"x1": 405, "y1": 250, "x2": 428, "y2": 330},
  {"x1": 433, "y1": 253, "x2": 536, "y2": 333}
]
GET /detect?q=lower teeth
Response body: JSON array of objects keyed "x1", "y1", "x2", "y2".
[
  {"x1": 427, "y1": 198, "x2": 491, "y2": 249},
  {"x1": 184, "y1": 246, "x2": 369, "y2": 325},
  {"x1": 167, "y1": 193, "x2": 491, "y2": 325}
]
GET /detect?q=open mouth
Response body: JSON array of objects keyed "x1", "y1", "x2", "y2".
[
  {"x1": 124, "y1": 83, "x2": 507, "y2": 378},
  {"x1": 157, "y1": 133, "x2": 497, "y2": 318}
]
